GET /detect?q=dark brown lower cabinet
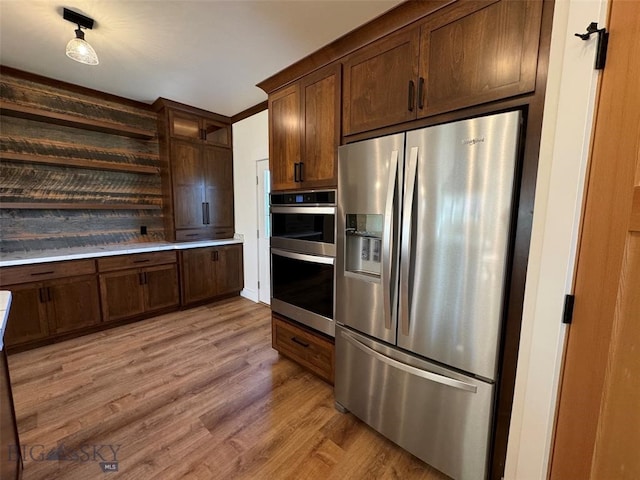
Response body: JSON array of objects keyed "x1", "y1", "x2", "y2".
[
  {"x1": 2, "y1": 284, "x2": 49, "y2": 345},
  {"x1": 99, "y1": 263, "x2": 179, "y2": 322},
  {"x1": 48, "y1": 275, "x2": 101, "y2": 334},
  {"x1": 181, "y1": 244, "x2": 243, "y2": 305},
  {"x1": 1, "y1": 244, "x2": 241, "y2": 351},
  {"x1": 145, "y1": 264, "x2": 181, "y2": 312},
  {"x1": 99, "y1": 270, "x2": 146, "y2": 322},
  {"x1": 272, "y1": 314, "x2": 335, "y2": 384},
  {"x1": 3, "y1": 275, "x2": 101, "y2": 347}
]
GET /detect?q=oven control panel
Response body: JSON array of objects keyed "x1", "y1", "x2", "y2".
[{"x1": 271, "y1": 190, "x2": 336, "y2": 206}]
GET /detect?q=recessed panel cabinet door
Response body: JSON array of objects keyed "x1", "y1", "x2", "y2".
[
  {"x1": 47, "y1": 275, "x2": 101, "y2": 334},
  {"x1": 269, "y1": 83, "x2": 301, "y2": 191},
  {"x1": 3, "y1": 283, "x2": 49, "y2": 346},
  {"x1": 203, "y1": 146, "x2": 234, "y2": 230},
  {"x1": 301, "y1": 64, "x2": 341, "y2": 189},
  {"x1": 144, "y1": 264, "x2": 180, "y2": 313},
  {"x1": 418, "y1": 0, "x2": 543, "y2": 117},
  {"x1": 100, "y1": 270, "x2": 145, "y2": 322},
  {"x1": 342, "y1": 27, "x2": 420, "y2": 136},
  {"x1": 171, "y1": 140, "x2": 205, "y2": 229},
  {"x1": 216, "y1": 245, "x2": 244, "y2": 295},
  {"x1": 181, "y1": 248, "x2": 217, "y2": 305}
]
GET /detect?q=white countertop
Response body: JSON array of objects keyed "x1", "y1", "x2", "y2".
[
  {"x1": 0, "y1": 291, "x2": 12, "y2": 349},
  {"x1": 0, "y1": 238, "x2": 243, "y2": 268}
]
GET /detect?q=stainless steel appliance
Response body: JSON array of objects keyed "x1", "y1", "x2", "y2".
[
  {"x1": 335, "y1": 111, "x2": 522, "y2": 480},
  {"x1": 271, "y1": 190, "x2": 336, "y2": 337},
  {"x1": 270, "y1": 190, "x2": 336, "y2": 256}
]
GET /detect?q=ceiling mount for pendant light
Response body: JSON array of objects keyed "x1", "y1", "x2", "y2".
[{"x1": 63, "y1": 8, "x2": 99, "y2": 66}]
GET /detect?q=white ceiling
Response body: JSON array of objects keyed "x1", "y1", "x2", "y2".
[{"x1": 0, "y1": 0, "x2": 402, "y2": 117}]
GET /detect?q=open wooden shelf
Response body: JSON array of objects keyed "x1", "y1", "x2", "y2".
[
  {"x1": 0, "y1": 101, "x2": 157, "y2": 140},
  {"x1": 1, "y1": 203, "x2": 162, "y2": 210},
  {"x1": 0, "y1": 152, "x2": 159, "y2": 175}
]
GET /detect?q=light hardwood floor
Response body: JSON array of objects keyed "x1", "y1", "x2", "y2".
[{"x1": 7, "y1": 297, "x2": 449, "y2": 480}]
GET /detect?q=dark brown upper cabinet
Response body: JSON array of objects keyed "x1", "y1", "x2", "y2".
[
  {"x1": 342, "y1": 0, "x2": 543, "y2": 135},
  {"x1": 269, "y1": 63, "x2": 341, "y2": 192},
  {"x1": 154, "y1": 99, "x2": 234, "y2": 241},
  {"x1": 342, "y1": 28, "x2": 420, "y2": 136},
  {"x1": 418, "y1": 0, "x2": 543, "y2": 117},
  {"x1": 169, "y1": 109, "x2": 231, "y2": 147}
]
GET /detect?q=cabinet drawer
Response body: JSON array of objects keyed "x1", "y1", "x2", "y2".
[
  {"x1": 97, "y1": 251, "x2": 177, "y2": 272},
  {"x1": 272, "y1": 315, "x2": 334, "y2": 384},
  {"x1": 175, "y1": 228, "x2": 233, "y2": 242},
  {"x1": 0, "y1": 259, "x2": 96, "y2": 286},
  {"x1": 175, "y1": 229, "x2": 212, "y2": 242}
]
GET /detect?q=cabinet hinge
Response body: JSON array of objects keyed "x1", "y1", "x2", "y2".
[
  {"x1": 258, "y1": 281, "x2": 261, "y2": 289},
  {"x1": 562, "y1": 294, "x2": 575, "y2": 324},
  {"x1": 256, "y1": 176, "x2": 259, "y2": 185},
  {"x1": 257, "y1": 229, "x2": 260, "y2": 239}
]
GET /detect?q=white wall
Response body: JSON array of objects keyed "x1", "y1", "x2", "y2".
[
  {"x1": 505, "y1": 1, "x2": 607, "y2": 478},
  {"x1": 232, "y1": 109, "x2": 269, "y2": 303}
]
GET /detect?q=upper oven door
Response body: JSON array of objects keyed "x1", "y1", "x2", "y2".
[{"x1": 271, "y1": 206, "x2": 336, "y2": 256}]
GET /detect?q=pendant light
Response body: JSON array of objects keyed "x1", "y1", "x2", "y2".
[{"x1": 63, "y1": 8, "x2": 99, "y2": 66}]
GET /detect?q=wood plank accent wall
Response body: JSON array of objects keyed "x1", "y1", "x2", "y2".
[{"x1": 0, "y1": 69, "x2": 162, "y2": 253}]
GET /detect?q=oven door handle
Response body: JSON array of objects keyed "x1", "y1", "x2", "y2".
[
  {"x1": 271, "y1": 248, "x2": 335, "y2": 266},
  {"x1": 270, "y1": 206, "x2": 336, "y2": 215}
]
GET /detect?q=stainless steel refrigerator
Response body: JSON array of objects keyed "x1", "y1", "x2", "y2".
[{"x1": 335, "y1": 111, "x2": 521, "y2": 480}]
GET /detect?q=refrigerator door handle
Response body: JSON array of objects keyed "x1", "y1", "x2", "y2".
[
  {"x1": 382, "y1": 150, "x2": 399, "y2": 330},
  {"x1": 341, "y1": 330, "x2": 478, "y2": 393},
  {"x1": 400, "y1": 146, "x2": 419, "y2": 336}
]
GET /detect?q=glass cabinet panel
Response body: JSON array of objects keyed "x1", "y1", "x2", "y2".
[{"x1": 169, "y1": 111, "x2": 201, "y2": 140}]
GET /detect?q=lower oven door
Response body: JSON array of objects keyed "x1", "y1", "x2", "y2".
[{"x1": 271, "y1": 248, "x2": 335, "y2": 337}]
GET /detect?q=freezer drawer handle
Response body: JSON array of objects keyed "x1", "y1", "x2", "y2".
[{"x1": 341, "y1": 330, "x2": 477, "y2": 393}]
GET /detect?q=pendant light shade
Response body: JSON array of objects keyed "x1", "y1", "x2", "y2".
[
  {"x1": 63, "y1": 8, "x2": 99, "y2": 66},
  {"x1": 66, "y1": 28, "x2": 99, "y2": 65}
]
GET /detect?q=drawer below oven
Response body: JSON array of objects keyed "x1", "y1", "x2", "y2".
[{"x1": 272, "y1": 314, "x2": 335, "y2": 384}]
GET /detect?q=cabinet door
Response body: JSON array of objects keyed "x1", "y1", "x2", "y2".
[
  {"x1": 269, "y1": 83, "x2": 301, "y2": 191},
  {"x1": 342, "y1": 28, "x2": 420, "y2": 136},
  {"x1": 47, "y1": 275, "x2": 101, "y2": 334},
  {"x1": 144, "y1": 264, "x2": 180, "y2": 313},
  {"x1": 203, "y1": 146, "x2": 234, "y2": 231},
  {"x1": 169, "y1": 110, "x2": 203, "y2": 141},
  {"x1": 3, "y1": 283, "x2": 49, "y2": 346},
  {"x1": 418, "y1": 0, "x2": 543, "y2": 117},
  {"x1": 171, "y1": 140, "x2": 205, "y2": 229},
  {"x1": 99, "y1": 270, "x2": 145, "y2": 322},
  {"x1": 215, "y1": 245, "x2": 244, "y2": 295},
  {"x1": 300, "y1": 63, "x2": 341, "y2": 189},
  {"x1": 203, "y1": 120, "x2": 231, "y2": 147},
  {"x1": 181, "y1": 248, "x2": 217, "y2": 305}
]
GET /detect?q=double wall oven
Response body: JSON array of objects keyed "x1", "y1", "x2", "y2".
[{"x1": 270, "y1": 190, "x2": 336, "y2": 337}]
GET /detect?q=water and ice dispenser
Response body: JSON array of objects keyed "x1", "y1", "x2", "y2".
[{"x1": 344, "y1": 213, "x2": 383, "y2": 278}]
